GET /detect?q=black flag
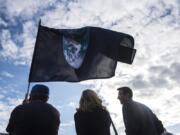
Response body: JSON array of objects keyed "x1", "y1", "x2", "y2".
[{"x1": 29, "y1": 24, "x2": 136, "y2": 82}]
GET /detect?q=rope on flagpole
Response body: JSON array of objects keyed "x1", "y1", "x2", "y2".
[
  {"x1": 110, "y1": 115, "x2": 118, "y2": 135},
  {"x1": 107, "y1": 108, "x2": 118, "y2": 135}
]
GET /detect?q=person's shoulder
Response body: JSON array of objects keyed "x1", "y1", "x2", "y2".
[
  {"x1": 75, "y1": 108, "x2": 109, "y2": 115},
  {"x1": 74, "y1": 110, "x2": 83, "y2": 116},
  {"x1": 136, "y1": 101, "x2": 150, "y2": 109},
  {"x1": 132, "y1": 100, "x2": 147, "y2": 107},
  {"x1": 74, "y1": 109, "x2": 95, "y2": 118},
  {"x1": 99, "y1": 108, "x2": 111, "y2": 118},
  {"x1": 74, "y1": 109, "x2": 93, "y2": 118},
  {"x1": 46, "y1": 103, "x2": 60, "y2": 112},
  {"x1": 74, "y1": 110, "x2": 83, "y2": 119},
  {"x1": 124, "y1": 100, "x2": 144, "y2": 110},
  {"x1": 32, "y1": 101, "x2": 60, "y2": 114},
  {"x1": 11, "y1": 103, "x2": 27, "y2": 114},
  {"x1": 74, "y1": 108, "x2": 110, "y2": 121},
  {"x1": 96, "y1": 108, "x2": 109, "y2": 114},
  {"x1": 133, "y1": 100, "x2": 153, "y2": 113},
  {"x1": 15, "y1": 103, "x2": 29, "y2": 109}
]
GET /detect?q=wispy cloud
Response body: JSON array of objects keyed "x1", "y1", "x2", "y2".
[
  {"x1": 61, "y1": 120, "x2": 74, "y2": 127},
  {"x1": 0, "y1": 71, "x2": 14, "y2": 78}
]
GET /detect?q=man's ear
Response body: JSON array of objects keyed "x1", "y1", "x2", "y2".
[
  {"x1": 45, "y1": 97, "x2": 49, "y2": 102},
  {"x1": 125, "y1": 93, "x2": 131, "y2": 100}
]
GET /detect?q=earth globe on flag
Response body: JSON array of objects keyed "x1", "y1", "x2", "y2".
[{"x1": 63, "y1": 36, "x2": 88, "y2": 69}]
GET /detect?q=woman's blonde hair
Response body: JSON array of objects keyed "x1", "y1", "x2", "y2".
[{"x1": 78, "y1": 89, "x2": 106, "y2": 112}]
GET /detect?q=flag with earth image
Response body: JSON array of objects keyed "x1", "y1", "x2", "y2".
[{"x1": 29, "y1": 25, "x2": 136, "y2": 82}]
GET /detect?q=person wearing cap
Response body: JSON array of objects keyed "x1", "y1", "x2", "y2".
[
  {"x1": 117, "y1": 86, "x2": 165, "y2": 135},
  {"x1": 6, "y1": 84, "x2": 60, "y2": 135}
]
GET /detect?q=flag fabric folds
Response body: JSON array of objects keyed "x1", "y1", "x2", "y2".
[{"x1": 29, "y1": 25, "x2": 136, "y2": 82}]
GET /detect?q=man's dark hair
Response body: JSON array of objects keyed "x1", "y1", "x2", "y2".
[
  {"x1": 117, "y1": 87, "x2": 133, "y2": 98},
  {"x1": 30, "y1": 84, "x2": 49, "y2": 101}
]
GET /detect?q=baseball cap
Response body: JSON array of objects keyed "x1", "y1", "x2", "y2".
[{"x1": 30, "y1": 84, "x2": 49, "y2": 97}]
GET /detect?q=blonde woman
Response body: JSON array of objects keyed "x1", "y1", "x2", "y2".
[{"x1": 74, "y1": 89, "x2": 111, "y2": 135}]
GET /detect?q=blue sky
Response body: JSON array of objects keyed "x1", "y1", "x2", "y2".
[{"x1": 1, "y1": 0, "x2": 180, "y2": 135}]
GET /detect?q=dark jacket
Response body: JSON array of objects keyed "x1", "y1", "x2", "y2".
[
  {"x1": 122, "y1": 100, "x2": 165, "y2": 135},
  {"x1": 6, "y1": 101, "x2": 60, "y2": 135},
  {"x1": 74, "y1": 108, "x2": 111, "y2": 135}
]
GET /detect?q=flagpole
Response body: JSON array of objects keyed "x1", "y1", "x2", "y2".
[
  {"x1": 24, "y1": 82, "x2": 30, "y2": 102},
  {"x1": 28, "y1": 19, "x2": 41, "y2": 83},
  {"x1": 23, "y1": 19, "x2": 41, "y2": 103}
]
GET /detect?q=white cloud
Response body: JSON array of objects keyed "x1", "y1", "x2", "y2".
[
  {"x1": 4, "y1": 0, "x2": 57, "y2": 20},
  {"x1": 67, "y1": 101, "x2": 77, "y2": 109},
  {"x1": 0, "y1": 30, "x2": 18, "y2": 60},
  {"x1": 1, "y1": 71, "x2": 14, "y2": 78},
  {"x1": 15, "y1": 21, "x2": 37, "y2": 65},
  {"x1": 61, "y1": 120, "x2": 74, "y2": 127},
  {"x1": 0, "y1": 21, "x2": 37, "y2": 65},
  {"x1": 0, "y1": 17, "x2": 7, "y2": 27},
  {"x1": 0, "y1": 94, "x2": 5, "y2": 99}
]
